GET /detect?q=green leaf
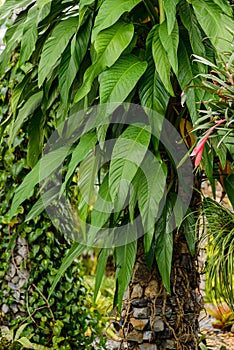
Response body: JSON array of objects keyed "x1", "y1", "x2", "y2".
[
  {"x1": 99, "y1": 54, "x2": 147, "y2": 105},
  {"x1": 109, "y1": 124, "x2": 151, "y2": 210},
  {"x1": 139, "y1": 28, "x2": 170, "y2": 114},
  {"x1": 0, "y1": 0, "x2": 32, "y2": 24},
  {"x1": 48, "y1": 242, "x2": 85, "y2": 298},
  {"x1": 19, "y1": 5, "x2": 38, "y2": 65},
  {"x1": 181, "y1": 211, "x2": 196, "y2": 256},
  {"x1": 10, "y1": 145, "x2": 72, "y2": 219},
  {"x1": 152, "y1": 25, "x2": 174, "y2": 96},
  {"x1": 224, "y1": 175, "x2": 234, "y2": 209},
  {"x1": 115, "y1": 231, "x2": 137, "y2": 307},
  {"x1": 10, "y1": 91, "x2": 43, "y2": 142},
  {"x1": 191, "y1": 0, "x2": 233, "y2": 52},
  {"x1": 38, "y1": 16, "x2": 79, "y2": 87},
  {"x1": 59, "y1": 17, "x2": 92, "y2": 107},
  {"x1": 163, "y1": 0, "x2": 179, "y2": 35},
  {"x1": 92, "y1": 0, "x2": 142, "y2": 41},
  {"x1": 10, "y1": 74, "x2": 32, "y2": 116},
  {"x1": 26, "y1": 187, "x2": 59, "y2": 221},
  {"x1": 155, "y1": 198, "x2": 174, "y2": 293},
  {"x1": 27, "y1": 109, "x2": 44, "y2": 168},
  {"x1": 74, "y1": 21, "x2": 134, "y2": 103},
  {"x1": 94, "y1": 248, "x2": 111, "y2": 300},
  {"x1": 61, "y1": 132, "x2": 97, "y2": 195},
  {"x1": 159, "y1": 20, "x2": 179, "y2": 75},
  {"x1": 137, "y1": 157, "x2": 167, "y2": 235}
]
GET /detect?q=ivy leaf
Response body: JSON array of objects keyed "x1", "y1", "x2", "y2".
[
  {"x1": 92, "y1": 0, "x2": 142, "y2": 41},
  {"x1": 38, "y1": 16, "x2": 79, "y2": 87},
  {"x1": 99, "y1": 54, "x2": 147, "y2": 105},
  {"x1": 152, "y1": 25, "x2": 174, "y2": 96}
]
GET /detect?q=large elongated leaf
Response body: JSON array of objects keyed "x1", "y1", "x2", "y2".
[
  {"x1": 38, "y1": 16, "x2": 79, "y2": 87},
  {"x1": 224, "y1": 175, "x2": 234, "y2": 209},
  {"x1": 10, "y1": 146, "x2": 72, "y2": 219},
  {"x1": 115, "y1": 229, "x2": 137, "y2": 307},
  {"x1": 152, "y1": 24, "x2": 174, "y2": 96},
  {"x1": 19, "y1": 5, "x2": 38, "y2": 65},
  {"x1": 48, "y1": 242, "x2": 86, "y2": 299},
  {"x1": 159, "y1": 20, "x2": 179, "y2": 76},
  {"x1": 59, "y1": 17, "x2": 92, "y2": 107},
  {"x1": 92, "y1": 0, "x2": 142, "y2": 41},
  {"x1": 74, "y1": 21, "x2": 134, "y2": 103},
  {"x1": 10, "y1": 91, "x2": 43, "y2": 142},
  {"x1": 0, "y1": 0, "x2": 32, "y2": 24},
  {"x1": 191, "y1": 0, "x2": 233, "y2": 52},
  {"x1": 94, "y1": 248, "x2": 111, "y2": 300},
  {"x1": 99, "y1": 55, "x2": 147, "y2": 105},
  {"x1": 27, "y1": 109, "x2": 44, "y2": 168},
  {"x1": 137, "y1": 157, "x2": 167, "y2": 235},
  {"x1": 163, "y1": 0, "x2": 180, "y2": 35},
  {"x1": 109, "y1": 124, "x2": 151, "y2": 210}
]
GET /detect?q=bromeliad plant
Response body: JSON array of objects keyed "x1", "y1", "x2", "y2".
[{"x1": 1, "y1": 1, "x2": 234, "y2": 348}]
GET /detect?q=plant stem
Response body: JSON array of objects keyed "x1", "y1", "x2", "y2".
[{"x1": 158, "y1": 0, "x2": 165, "y2": 24}]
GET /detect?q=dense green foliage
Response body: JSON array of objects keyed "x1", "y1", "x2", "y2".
[{"x1": 0, "y1": 0, "x2": 233, "y2": 313}]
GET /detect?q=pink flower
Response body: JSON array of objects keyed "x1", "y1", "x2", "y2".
[{"x1": 191, "y1": 119, "x2": 226, "y2": 167}]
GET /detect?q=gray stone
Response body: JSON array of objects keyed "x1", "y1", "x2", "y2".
[
  {"x1": 17, "y1": 237, "x2": 27, "y2": 245},
  {"x1": 152, "y1": 316, "x2": 164, "y2": 332},
  {"x1": 18, "y1": 278, "x2": 27, "y2": 288},
  {"x1": 139, "y1": 344, "x2": 158, "y2": 350},
  {"x1": 143, "y1": 331, "x2": 154, "y2": 342},
  {"x1": 131, "y1": 284, "x2": 143, "y2": 299},
  {"x1": 8, "y1": 282, "x2": 18, "y2": 290},
  {"x1": 12, "y1": 276, "x2": 19, "y2": 284},
  {"x1": 20, "y1": 270, "x2": 29, "y2": 279},
  {"x1": 4, "y1": 274, "x2": 11, "y2": 281},
  {"x1": 2, "y1": 304, "x2": 9, "y2": 314},
  {"x1": 133, "y1": 307, "x2": 149, "y2": 319},
  {"x1": 13, "y1": 291, "x2": 21, "y2": 302},
  {"x1": 10, "y1": 304, "x2": 18, "y2": 314},
  {"x1": 165, "y1": 340, "x2": 176, "y2": 349},
  {"x1": 15, "y1": 255, "x2": 23, "y2": 266},
  {"x1": 17, "y1": 246, "x2": 28, "y2": 258},
  {"x1": 8, "y1": 263, "x2": 16, "y2": 278},
  {"x1": 131, "y1": 299, "x2": 148, "y2": 307}
]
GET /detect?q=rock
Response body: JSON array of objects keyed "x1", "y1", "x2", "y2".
[
  {"x1": 122, "y1": 290, "x2": 128, "y2": 301},
  {"x1": 2, "y1": 304, "x2": 9, "y2": 314},
  {"x1": 130, "y1": 318, "x2": 148, "y2": 331},
  {"x1": 231, "y1": 324, "x2": 234, "y2": 333},
  {"x1": 8, "y1": 263, "x2": 16, "y2": 278},
  {"x1": 8, "y1": 282, "x2": 18, "y2": 290},
  {"x1": 132, "y1": 262, "x2": 151, "y2": 285},
  {"x1": 165, "y1": 340, "x2": 176, "y2": 349},
  {"x1": 12, "y1": 276, "x2": 19, "y2": 284},
  {"x1": 145, "y1": 280, "x2": 159, "y2": 298},
  {"x1": 13, "y1": 291, "x2": 21, "y2": 302},
  {"x1": 10, "y1": 304, "x2": 18, "y2": 314},
  {"x1": 17, "y1": 237, "x2": 27, "y2": 245},
  {"x1": 18, "y1": 278, "x2": 27, "y2": 288},
  {"x1": 133, "y1": 307, "x2": 149, "y2": 319},
  {"x1": 15, "y1": 255, "x2": 23, "y2": 266},
  {"x1": 143, "y1": 331, "x2": 154, "y2": 342},
  {"x1": 152, "y1": 316, "x2": 164, "y2": 332},
  {"x1": 131, "y1": 284, "x2": 143, "y2": 299},
  {"x1": 126, "y1": 330, "x2": 143, "y2": 343},
  {"x1": 131, "y1": 299, "x2": 148, "y2": 307},
  {"x1": 139, "y1": 344, "x2": 158, "y2": 350},
  {"x1": 17, "y1": 246, "x2": 28, "y2": 258}
]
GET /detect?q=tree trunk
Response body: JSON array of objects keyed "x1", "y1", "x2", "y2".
[{"x1": 119, "y1": 196, "x2": 202, "y2": 350}]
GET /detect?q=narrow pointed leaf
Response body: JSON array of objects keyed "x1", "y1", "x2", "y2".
[
  {"x1": 159, "y1": 20, "x2": 179, "y2": 75},
  {"x1": 94, "y1": 248, "x2": 111, "y2": 300},
  {"x1": 163, "y1": 0, "x2": 179, "y2": 35}
]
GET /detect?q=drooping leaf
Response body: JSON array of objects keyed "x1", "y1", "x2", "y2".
[
  {"x1": 94, "y1": 248, "x2": 111, "y2": 300},
  {"x1": 152, "y1": 24, "x2": 174, "y2": 96},
  {"x1": 109, "y1": 124, "x2": 151, "y2": 210},
  {"x1": 59, "y1": 17, "x2": 92, "y2": 107},
  {"x1": 48, "y1": 242, "x2": 86, "y2": 299},
  {"x1": 163, "y1": 0, "x2": 180, "y2": 35},
  {"x1": 74, "y1": 21, "x2": 134, "y2": 103},
  {"x1": 99, "y1": 54, "x2": 147, "y2": 105},
  {"x1": 19, "y1": 5, "x2": 38, "y2": 65},
  {"x1": 224, "y1": 175, "x2": 234, "y2": 209},
  {"x1": 10, "y1": 91, "x2": 43, "y2": 142},
  {"x1": 191, "y1": 0, "x2": 233, "y2": 52},
  {"x1": 92, "y1": 0, "x2": 142, "y2": 41},
  {"x1": 159, "y1": 20, "x2": 179, "y2": 75},
  {"x1": 10, "y1": 73, "x2": 33, "y2": 116},
  {"x1": 26, "y1": 187, "x2": 59, "y2": 221},
  {"x1": 27, "y1": 109, "x2": 44, "y2": 168},
  {"x1": 38, "y1": 16, "x2": 79, "y2": 87},
  {"x1": 0, "y1": 0, "x2": 32, "y2": 24},
  {"x1": 115, "y1": 229, "x2": 137, "y2": 307}
]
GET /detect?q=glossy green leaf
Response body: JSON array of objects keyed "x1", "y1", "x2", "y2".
[
  {"x1": 152, "y1": 24, "x2": 174, "y2": 96},
  {"x1": 38, "y1": 16, "x2": 79, "y2": 87},
  {"x1": 109, "y1": 124, "x2": 151, "y2": 210},
  {"x1": 26, "y1": 187, "x2": 59, "y2": 221},
  {"x1": 74, "y1": 21, "x2": 134, "y2": 103},
  {"x1": 94, "y1": 248, "x2": 111, "y2": 300},
  {"x1": 92, "y1": 0, "x2": 142, "y2": 41},
  {"x1": 224, "y1": 175, "x2": 234, "y2": 209},
  {"x1": 10, "y1": 91, "x2": 43, "y2": 142},
  {"x1": 159, "y1": 20, "x2": 179, "y2": 75},
  {"x1": 191, "y1": 0, "x2": 233, "y2": 52},
  {"x1": 27, "y1": 109, "x2": 44, "y2": 168},
  {"x1": 99, "y1": 55, "x2": 147, "y2": 105},
  {"x1": 163, "y1": 0, "x2": 179, "y2": 34},
  {"x1": 0, "y1": 0, "x2": 32, "y2": 24}
]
